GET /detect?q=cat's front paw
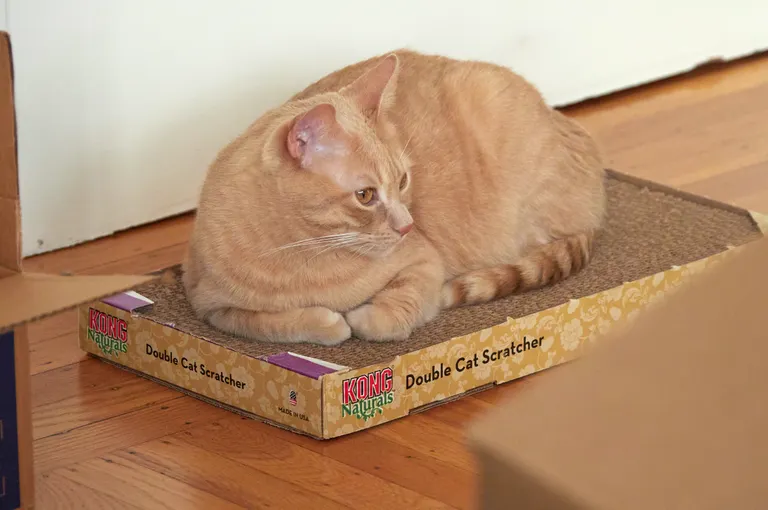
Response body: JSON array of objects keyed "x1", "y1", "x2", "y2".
[
  {"x1": 345, "y1": 304, "x2": 411, "y2": 342},
  {"x1": 302, "y1": 307, "x2": 352, "y2": 346}
]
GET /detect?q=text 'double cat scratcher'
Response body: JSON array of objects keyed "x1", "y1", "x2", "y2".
[{"x1": 77, "y1": 169, "x2": 766, "y2": 439}]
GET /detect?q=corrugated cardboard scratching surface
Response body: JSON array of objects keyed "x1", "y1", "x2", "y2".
[{"x1": 134, "y1": 173, "x2": 761, "y2": 368}]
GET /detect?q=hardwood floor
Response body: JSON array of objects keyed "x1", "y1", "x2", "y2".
[{"x1": 23, "y1": 53, "x2": 768, "y2": 509}]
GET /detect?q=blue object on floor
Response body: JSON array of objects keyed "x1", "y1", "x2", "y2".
[{"x1": 0, "y1": 330, "x2": 21, "y2": 510}]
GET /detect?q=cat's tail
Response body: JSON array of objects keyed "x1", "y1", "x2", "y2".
[{"x1": 441, "y1": 231, "x2": 596, "y2": 309}]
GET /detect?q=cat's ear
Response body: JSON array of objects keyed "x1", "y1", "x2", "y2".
[
  {"x1": 342, "y1": 53, "x2": 399, "y2": 120},
  {"x1": 285, "y1": 103, "x2": 345, "y2": 168}
]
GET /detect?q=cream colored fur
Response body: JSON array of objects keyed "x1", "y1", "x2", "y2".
[{"x1": 182, "y1": 50, "x2": 606, "y2": 345}]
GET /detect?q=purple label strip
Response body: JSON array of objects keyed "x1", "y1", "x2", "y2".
[
  {"x1": 102, "y1": 292, "x2": 152, "y2": 312},
  {"x1": 265, "y1": 352, "x2": 338, "y2": 379}
]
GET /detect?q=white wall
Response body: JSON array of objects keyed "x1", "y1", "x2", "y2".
[{"x1": 8, "y1": 0, "x2": 768, "y2": 256}]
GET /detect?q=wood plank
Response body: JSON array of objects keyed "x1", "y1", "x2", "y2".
[
  {"x1": 33, "y1": 368, "x2": 177, "y2": 439},
  {"x1": 116, "y1": 436, "x2": 349, "y2": 510},
  {"x1": 564, "y1": 54, "x2": 768, "y2": 127},
  {"x1": 737, "y1": 189, "x2": 768, "y2": 214},
  {"x1": 33, "y1": 396, "x2": 230, "y2": 473},
  {"x1": 53, "y1": 454, "x2": 246, "y2": 510},
  {"x1": 29, "y1": 332, "x2": 88, "y2": 375},
  {"x1": 680, "y1": 161, "x2": 768, "y2": 212},
  {"x1": 84, "y1": 243, "x2": 187, "y2": 276},
  {"x1": 26, "y1": 309, "x2": 77, "y2": 345},
  {"x1": 567, "y1": 71, "x2": 768, "y2": 212},
  {"x1": 595, "y1": 96, "x2": 768, "y2": 189},
  {"x1": 31, "y1": 358, "x2": 138, "y2": 409},
  {"x1": 311, "y1": 428, "x2": 475, "y2": 509},
  {"x1": 23, "y1": 213, "x2": 193, "y2": 275},
  {"x1": 36, "y1": 471, "x2": 141, "y2": 510},
  {"x1": 179, "y1": 417, "x2": 457, "y2": 510},
  {"x1": 250, "y1": 413, "x2": 477, "y2": 509},
  {"x1": 325, "y1": 434, "x2": 477, "y2": 509},
  {"x1": 371, "y1": 413, "x2": 478, "y2": 474}
]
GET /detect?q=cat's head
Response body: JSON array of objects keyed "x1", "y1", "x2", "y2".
[{"x1": 267, "y1": 54, "x2": 413, "y2": 258}]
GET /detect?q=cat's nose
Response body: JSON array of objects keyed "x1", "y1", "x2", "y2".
[{"x1": 397, "y1": 223, "x2": 413, "y2": 236}]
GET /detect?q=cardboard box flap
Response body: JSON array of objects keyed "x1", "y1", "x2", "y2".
[
  {"x1": 0, "y1": 194, "x2": 20, "y2": 276},
  {"x1": 0, "y1": 30, "x2": 19, "y2": 276},
  {"x1": 0, "y1": 272, "x2": 154, "y2": 330},
  {"x1": 468, "y1": 235, "x2": 768, "y2": 510},
  {"x1": 751, "y1": 210, "x2": 768, "y2": 233},
  {"x1": 0, "y1": 262, "x2": 16, "y2": 279}
]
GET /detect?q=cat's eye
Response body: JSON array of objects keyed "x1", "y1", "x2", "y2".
[
  {"x1": 355, "y1": 188, "x2": 377, "y2": 205},
  {"x1": 399, "y1": 173, "x2": 409, "y2": 190}
]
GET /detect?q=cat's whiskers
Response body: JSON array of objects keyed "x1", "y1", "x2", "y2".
[
  {"x1": 280, "y1": 236, "x2": 372, "y2": 278},
  {"x1": 296, "y1": 237, "x2": 368, "y2": 259},
  {"x1": 305, "y1": 238, "x2": 367, "y2": 263},
  {"x1": 349, "y1": 242, "x2": 378, "y2": 262},
  {"x1": 257, "y1": 233, "x2": 359, "y2": 258}
]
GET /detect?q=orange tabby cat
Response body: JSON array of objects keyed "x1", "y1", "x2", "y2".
[{"x1": 182, "y1": 49, "x2": 606, "y2": 345}]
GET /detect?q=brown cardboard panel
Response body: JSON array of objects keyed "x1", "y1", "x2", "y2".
[
  {"x1": 751, "y1": 210, "x2": 768, "y2": 233},
  {"x1": 0, "y1": 260, "x2": 16, "y2": 279},
  {"x1": 13, "y1": 326, "x2": 34, "y2": 509},
  {"x1": 475, "y1": 450, "x2": 584, "y2": 510},
  {"x1": 0, "y1": 31, "x2": 16, "y2": 201},
  {"x1": 0, "y1": 272, "x2": 154, "y2": 330},
  {"x1": 468, "y1": 235, "x2": 768, "y2": 509},
  {"x1": 0, "y1": 195, "x2": 20, "y2": 275},
  {"x1": 0, "y1": 30, "x2": 20, "y2": 276}
]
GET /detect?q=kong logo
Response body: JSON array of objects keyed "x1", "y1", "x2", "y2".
[
  {"x1": 87, "y1": 308, "x2": 129, "y2": 357},
  {"x1": 341, "y1": 367, "x2": 395, "y2": 421}
]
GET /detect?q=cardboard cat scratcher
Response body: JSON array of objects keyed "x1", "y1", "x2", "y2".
[{"x1": 75, "y1": 167, "x2": 767, "y2": 439}]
